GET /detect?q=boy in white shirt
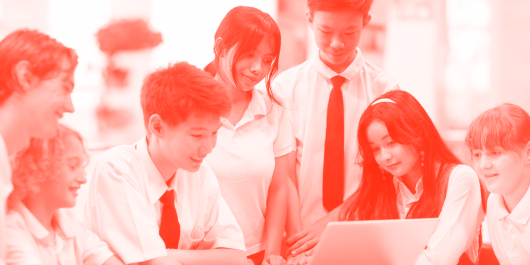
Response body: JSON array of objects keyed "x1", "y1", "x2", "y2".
[
  {"x1": 84, "y1": 62, "x2": 248, "y2": 265},
  {"x1": 0, "y1": 29, "x2": 77, "y2": 265},
  {"x1": 274, "y1": 0, "x2": 400, "y2": 257}
]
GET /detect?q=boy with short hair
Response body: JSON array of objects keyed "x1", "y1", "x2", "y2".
[
  {"x1": 0, "y1": 29, "x2": 77, "y2": 265},
  {"x1": 275, "y1": 0, "x2": 400, "y2": 257},
  {"x1": 84, "y1": 62, "x2": 248, "y2": 265}
]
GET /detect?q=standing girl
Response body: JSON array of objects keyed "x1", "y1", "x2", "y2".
[
  {"x1": 5, "y1": 124, "x2": 125, "y2": 265},
  {"x1": 332, "y1": 90, "x2": 486, "y2": 265},
  {"x1": 204, "y1": 6, "x2": 291, "y2": 265},
  {"x1": 466, "y1": 103, "x2": 530, "y2": 265}
]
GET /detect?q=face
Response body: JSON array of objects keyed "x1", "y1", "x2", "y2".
[
  {"x1": 472, "y1": 147, "x2": 528, "y2": 195},
  {"x1": 367, "y1": 120, "x2": 421, "y2": 178},
  {"x1": 308, "y1": 10, "x2": 370, "y2": 71},
  {"x1": 159, "y1": 112, "x2": 221, "y2": 172},
  {"x1": 24, "y1": 58, "x2": 76, "y2": 139},
  {"x1": 38, "y1": 134, "x2": 87, "y2": 209},
  {"x1": 233, "y1": 38, "x2": 275, "y2": 91}
]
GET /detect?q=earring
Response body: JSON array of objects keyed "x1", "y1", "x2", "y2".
[
  {"x1": 421, "y1": 151, "x2": 425, "y2": 167},
  {"x1": 380, "y1": 167, "x2": 386, "y2": 180}
]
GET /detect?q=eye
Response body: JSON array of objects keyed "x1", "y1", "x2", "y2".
[
  {"x1": 263, "y1": 58, "x2": 273, "y2": 64},
  {"x1": 472, "y1": 152, "x2": 481, "y2": 158},
  {"x1": 387, "y1": 141, "x2": 395, "y2": 146},
  {"x1": 191, "y1": 134, "x2": 202, "y2": 138},
  {"x1": 371, "y1": 146, "x2": 380, "y2": 152},
  {"x1": 246, "y1": 53, "x2": 254, "y2": 58},
  {"x1": 491, "y1": 151, "x2": 501, "y2": 156}
]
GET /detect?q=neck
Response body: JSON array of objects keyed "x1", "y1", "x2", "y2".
[
  {"x1": 22, "y1": 195, "x2": 57, "y2": 232},
  {"x1": 0, "y1": 101, "x2": 32, "y2": 155},
  {"x1": 401, "y1": 162, "x2": 423, "y2": 194},
  {"x1": 503, "y1": 167, "x2": 530, "y2": 213},
  {"x1": 214, "y1": 73, "x2": 246, "y2": 106},
  {"x1": 319, "y1": 49, "x2": 357, "y2": 74},
  {"x1": 147, "y1": 137, "x2": 177, "y2": 183}
]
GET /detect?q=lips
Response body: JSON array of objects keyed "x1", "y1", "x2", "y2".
[
  {"x1": 484, "y1": 173, "x2": 498, "y2": 178},
  {"x1": 242, "y1": 74, "x2": 258, "y2": 83},
  {"x1": 385, "y1": 162, "x2": 400, "y2": 170},
  {"x1": 190, "y1": 156, "x2": 205, "y2": 163}
]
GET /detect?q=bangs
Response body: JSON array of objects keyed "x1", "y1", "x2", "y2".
[
  {"x1": 234, "y1": 22, "x2": 280, "y2": 61},
  {"x1": 466, "y1": 110, "x2": 522, "y2": 151}
]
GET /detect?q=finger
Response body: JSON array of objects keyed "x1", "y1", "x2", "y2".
[
  {"x1": 291, "y1": 240, "x2": 316, "y2": 256},
  {"x1": 285, "y1": 230, "x2": 308, "y2": 246},
  {"x1": 286, "y1": 235, "x2": 311, "y2": 255}
]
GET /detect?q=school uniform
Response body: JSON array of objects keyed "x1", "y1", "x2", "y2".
[
  {"x1": 205, "y1": 87, "x2": 293, "y2": 256},
  {"x1": 84, "y1": 137, "x2": 246, "y2": 264},
  {"x1": 487, "y1": 184, "x2": 530, "y2": 265},
  {"x1": 272, "y1": 48, "x2": 399, "y2": 228},
  {"x1": 394, "y1": 165, "x2": 484, "y2": 265},
  {"x1": 0, "y1": 135, "x2": 13, "y2": 265},
  {"x1": 6, "y1": 201, "x2": 114, "y2": 265}
]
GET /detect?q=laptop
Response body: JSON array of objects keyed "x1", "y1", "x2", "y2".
[{"x1": 309, "y1": 218, "x2": 440, "y2": 265}]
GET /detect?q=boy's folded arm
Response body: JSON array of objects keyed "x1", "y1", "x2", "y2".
[{"x1": 166, "y1": 249, "x2": 247, "y2": 265}]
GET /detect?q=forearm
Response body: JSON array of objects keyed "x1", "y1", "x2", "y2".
[
  {"x1": 102, "y1": 256, "x2": 126, "y2": 265},
  {"x1": 264, "y1": 179, "x2": 287, "y2": 257},
  {"x1": 286, "y1": 177, "x2": 303, "y2": 238},
  {"x1": 167, "y1": 249, "x2": 247, "y2": 265}
]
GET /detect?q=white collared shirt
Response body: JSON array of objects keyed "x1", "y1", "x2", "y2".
[
  {"x1": 84, "y1": 137, "x2": 246, "y2": 264},
  {"x1": 6, "y1": 201, "x2": 114, "y2": 265},
  {"x1": 487, "y1": 185, "x2": 530, "y2": 265},
  {"x1": 393, "y1": 165, "x2": 483, "y2": 265},
  {"x1": 205, "y1": 87, "x2": 293, "y2": 255},
  {"x1": 0, "y1": 134, "x2": 12, "y2": 265},
  {"x1": 273, "y1": 48, "x2": 399, "y2": 228}
]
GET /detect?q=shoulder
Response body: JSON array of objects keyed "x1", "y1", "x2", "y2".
[
  {"x1": 273, "y1": 60, "x2": 314, "y2": 90},
  {"x1": 447, "y1": 164, "x2": 480, "y2": 187},
  {"x1": 362, "y1": 59, "x2": 400, "y2": 92},
  {"x1": 6, "y1": 209, "x2": 27, "y2": 231},
  {"x1": 91, "y1": 145, "x2": 142, "y2": 179},
  {"x1": 486, "y1": 192, "x2": 503, "y2": 213}
]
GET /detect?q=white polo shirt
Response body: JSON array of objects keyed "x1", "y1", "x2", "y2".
[
  {"x1": 84, "y1": 137, "x2": 246, "y2": 264},
  {"x1": 0, "y1": 134, "x2": 12, "y2": 265},
  {"x1": 6, "y1": 201, "x2": 114, "y2": 265},
  {"x1": 487, "y1": 185, "x2": 530, "y2": 265},
  {"x1": 393, "y1": 165, "x2": 484, "y2": 265},
  {"x1": 272, "y1": 48, "x2": 399, "y2": 228},
  {"x1": 205, "y1": 87, "x2": 293, "y2": 255}
]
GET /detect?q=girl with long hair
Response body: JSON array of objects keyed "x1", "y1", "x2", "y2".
[
  {"x1": 337, "y1": 90, "x2": 486, "y2": 265},
  {"x1": 5, "y1": 124, "x2": 125, "y2": 265},
  {"x1": 203, "y1": 6, "x2": 290, "y2": 265}
]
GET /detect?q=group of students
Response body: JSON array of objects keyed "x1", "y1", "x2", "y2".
[{"x1": 0, "y1": 0, "x2": 529, "y2": 265}]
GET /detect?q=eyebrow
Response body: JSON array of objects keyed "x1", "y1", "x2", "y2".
[{"x1": 367, "y1": 134, "x2": 391, "y2": 144}]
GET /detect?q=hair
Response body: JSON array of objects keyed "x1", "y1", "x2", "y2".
[
  {"x1": 204, "y1": 6, "x2": 282, "y2": 106},
  {"x1": 340, "y1": 90, "x2": 462, "y2": 221},
  {"x1": 0, "y1": 29, "x2": 78, "y2": 105},
  {"x1": 141, "y1": 61, "x2": 231, "y2": 128},
  {"x1": 465, "y1": 103, "x2": 530, "y2": 153},
  {"x1": 7, "y1": 124, "x2": 86, "y2": 209},
  {"x1": 307, "y1": 0, "x2": 374, "y2": 16}
]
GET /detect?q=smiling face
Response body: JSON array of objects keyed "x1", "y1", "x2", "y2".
[
  {"x1": 472, "y1": 147, "x2": 529, "y2": 195},
  {"x1": 159, "y1": 112, "x2": 221, "y2": 172},
  {"x1": 308, "y1": 9, "x2": 370, "y2": 73},
  {"x1": 366, "y1": 120, "x2": 422, "y2": 178},
  {"x1": 38, "y1": 134, "x2": 87, "y2": 209},
  {"x1": 232, "y1": 37, "x2": 275, "y2": 92},
  {"x1": 24, "y1": 57, "x2": 76, "y2": 139}
]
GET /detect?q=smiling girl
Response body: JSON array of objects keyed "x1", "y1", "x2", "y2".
[
  {"x1": 337, "y1": 90, "x2": 485, "y2": 265},
  {"x1": 204, "y1": 6, "x2": 291, "y2": 265},
  {"x1": 466, "y1": 103, "x2": 530, "y2": 265},
  {"x1": 5, "y1": 124, "x2": 124, "y2": 265}
]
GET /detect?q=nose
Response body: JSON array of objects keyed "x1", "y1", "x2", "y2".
[
  {"x1": 65, "y1": 95, "x2": 75, "y2": 113},
  {"x1": 479, "y1": 156, "x2": 492, "y2": 170},
  {"x1": 78, "y1": 170, "x2": 87, "y2": 185},
  {"x1": 199, "y1": 136, "x2": 216, "y2": 156},
  {"x1": 330, "y1": 34, "x2": 345, "y2": 50},
  {"x1": 380, "y1": 147, "x2": 392, "y2": 162},
  {"x1": 249, "y1": 58, "x2": 262, "y2": 76}
]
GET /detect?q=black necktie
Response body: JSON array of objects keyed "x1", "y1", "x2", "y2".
[
  {"x1": 323, "y1": 75, "x2": 346, "y2": 212},
  {"x1": 159, "y1": 189, "x2": 180, "y2": 249}
]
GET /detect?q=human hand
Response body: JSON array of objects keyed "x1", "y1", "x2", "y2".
[
  {"x1": 285, "y1": 249, "x2": 313, "y2": 265},
  {"x1": 262, "y1": 255, "x2": 286, "y2": 265},
  {"x1": 284, "y1": 218, "x2": 327, "y2": 256}
]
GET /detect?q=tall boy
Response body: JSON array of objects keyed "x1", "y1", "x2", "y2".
[
  {"x1": 84, "y1": 62, "x2": 248, "y2": 265},
  {"x1": 274, "y1": 0, "x2": 399, "y2": 255},
  {"x1": 0, "y1": 29, "x2": 77, "y2": 264}
]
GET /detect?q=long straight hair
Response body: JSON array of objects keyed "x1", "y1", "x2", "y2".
[
  {"x1": 340, "y1": 90, "x2": 462, "y2": 221},
  {"x1": 204, "y1": 6, "x2": 282, "y2": 106}
]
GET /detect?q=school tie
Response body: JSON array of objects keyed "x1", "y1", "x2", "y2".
[
  {"x1": 159, "y1": 189, "x2": 180, "y2": 249},
  {"x1": 323, "y1": 75, "x2": 346, "y2": 212}
]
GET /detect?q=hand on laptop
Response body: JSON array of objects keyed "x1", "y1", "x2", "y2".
[
  {"x1": 262, "y1": 255, "x2": 286, "y2": 265},
  {"x1": 286, "y1": 249, "x2": 313, "y2": 265},
  {"x1": 284, "y1": 216, "x2": 328, "y2": 256}
]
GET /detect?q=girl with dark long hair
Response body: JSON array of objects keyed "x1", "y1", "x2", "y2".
[{"x1": 203, "y1": 6, "x2": 290, "y2": 265}]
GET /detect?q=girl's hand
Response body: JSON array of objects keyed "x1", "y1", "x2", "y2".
[
  {"x1": 285, "y1": 249, "x2": 313, "y2": 265},
  {"x1": 262, "y1": 255, "x2": 286, "y2": 265}
]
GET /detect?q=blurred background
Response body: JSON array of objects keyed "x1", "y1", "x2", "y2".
[{"x1": 1, "y1": 0, "x2": 528, "y2": 263}]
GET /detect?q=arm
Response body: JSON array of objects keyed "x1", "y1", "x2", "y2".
[
  {"x1": 263, "y1": 154, "x2": 289, "y2": 261},
  {"x1": 285, "y1": 152, "x2": 302, "y2": 239},
  {"x1": 102, "y1": 256, "x2": 127, "y2": 265},
  {"x1": 167, "y1": 249, "x2": 246, "y2": 265},
  {"x1": 415, "y1": 166, "x2": 482, "y2": 265},
  {"x1": 137, "y1": 256, "x2": 182, "y2": 265}
]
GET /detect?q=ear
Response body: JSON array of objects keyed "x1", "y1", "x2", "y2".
[
  {"x1": 214, "y1": 37, "x2": 225, "y2": 58},
  {"x1": 148, "y1": 114, "x2": 164, "y2": 140},
  {"x1": 306, "y1": 10, "x2": 314, "y2": 29},
  {"x1": 362, "y1": 14, "x2": 372, "y2": 28},
  {"x1": 13, "y1": 60, "x2": 36, "y2": 92},
  {"x1": 524, "y1": 141, "x2": 530, "y2": 164}
]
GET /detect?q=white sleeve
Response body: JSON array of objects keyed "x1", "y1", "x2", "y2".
[
  {"x1": 415, "y1": 166, "x2": 482, "y2": 265},
  {"x1": 5, "y1": 212, "x2": 42, "y2": 265},
  {"x1": 73, "y1": 216, "x2": 114, "y2": 265},
  {"x1": 84, "y1": 155, "x2": 166, "y2": 264},
  {"x1": 199, "y1": 167, "x2": 246, "y2": 251},
  {"x1": 273, "y1": 104, "x2": 294, "y2": 157}
]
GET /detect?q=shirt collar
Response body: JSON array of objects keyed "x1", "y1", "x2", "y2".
[
  {"x1": 393, "y1": 175, "x2": 424, "y2": 197},
  {"x1": 14, "y1": 201, "x2": 50, "y2": 240},
  {"x1": 248, "y1": 87, "x2": 270, "y2": 119},
  {"x1": 507, "y1": 185, "x2": 530, "y2": 224},
  {"x1": 311, "y1": 47, "x2": 364, "y2": 81},
  {"x1": 135, "y1": 137, "x2": 169, "y2": 205},
  {"x1": 53, "y1": 209, "x2": 76, "y2": 239}
]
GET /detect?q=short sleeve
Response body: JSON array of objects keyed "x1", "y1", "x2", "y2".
[
  {"x1": 5, "y1": 211, "x2": 42, "y2": 265},
  {"x1": 84, "y1": 152, "x2": 167, "y2": 264},
  {"x1": 273, "y1": 104, "x2": 294, "y2": 157},
  {"x1": 199, "y1": 166, "x2": 246, "y2": 251},
  {"x1": 72, "y1": 216, "x2": 114, "y2": 265}
]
